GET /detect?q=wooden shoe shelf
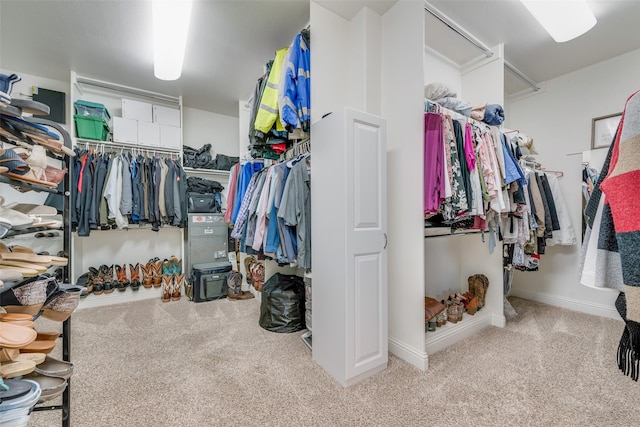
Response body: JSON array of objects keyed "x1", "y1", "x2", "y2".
[{"x1": 0, "y1": 115, "x2": 74, "y2": 427}]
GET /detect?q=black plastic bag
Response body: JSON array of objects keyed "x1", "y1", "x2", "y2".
[
  {"x1": 259, "y1": 273, "x2": 305, "y2": 333},
  {"x1": 214, "y1": 154, "x2": 239, "y2": 171}
]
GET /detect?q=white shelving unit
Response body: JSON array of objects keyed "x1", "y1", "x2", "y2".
[
  {"x1": 183, "y1": 167, "x2": 230, "y2": 178},
  {"x1": 69, "y1": 72, "x2": 185, "y2": 307}
]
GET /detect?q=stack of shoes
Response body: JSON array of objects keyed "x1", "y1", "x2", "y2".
[
  {"x1": 0, "y1": 274, "x2": 79, "y2": 410},
  {"x1": 226, "y1": 271, "x2": 254, "y2": 300}
]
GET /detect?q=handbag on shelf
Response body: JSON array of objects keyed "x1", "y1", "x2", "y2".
[{"x1": 187, "y1": 192, "x2": 220, "y2": 213}]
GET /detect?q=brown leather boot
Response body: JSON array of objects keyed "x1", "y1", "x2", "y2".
[
  {"x1": 91, "y1": 267, "x2": 104, "y2": 295},
  {"x1": 115, "y1": 264, "x2": 129, "y2": 292},
  {"x1": 129, "y1": 263, "x2": 141, "y2": 291},
  {"x1": 251, "y1": 262, "x2": 265, "y2": 292},
  {"x1": 244, "y1": 256, "x2": 256, "y2": 286},
  {"x1": 161, "y1": 275, "x2": 172, "y2": 302},
  {"x1": 140, "y1": 263, "x2": 153, "y2": 288},
  {"x1": 101, "y1": 265, "x2": 114, "y2": 294},
  {"x1": 226, "y1": 270, "x2": 254, "y2": 300},
  {"x1": 153, "y1": 261, "x2": 163, "y2": 288},
  {"x1": 172, "y1": 274, "x2": 184, "y2": 301}
]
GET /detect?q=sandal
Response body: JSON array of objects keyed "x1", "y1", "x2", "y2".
[
  {"x1": 0, "y1": 147, "x2": 29, "y2": 178},
  {"x1": 9, "y1": 245, "x2": 67, "y2": 266},
  {"x1": 41, "y1": 283, "x2": 84, "y2": 322},
  {"x1": 0, "y1": 198, "x2": 33, "y2": 229},
  {"x1": 9, "y1": 145, "x2": 58, "y2": 188},
  {"x1": 0, "y1": 276, "x2": 49, "y2": 316},
  {"x1": 0, "y1": 321, "x2": 37, "y2": 349}
]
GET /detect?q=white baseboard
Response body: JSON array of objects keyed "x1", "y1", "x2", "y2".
[
  {"x1": 77, "y1": 286, "x2": 162, "y2": 309},
  {"x1": 388, "y1": 336, "x2": 428, "y2": 371},
  {"x1": 424, "y1": 310, "x2": 493, "y2": 355},
  {"x1": 510, "y1": 289, "x2": 620, "y2": 320}
]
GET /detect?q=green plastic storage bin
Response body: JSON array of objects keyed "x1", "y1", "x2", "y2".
[
  {"x1": 74, "y1": 114, "x2": 109, "y2": 140},
  {"x1": 74, "y1": 100, "x2": 111, "y2": 122}
]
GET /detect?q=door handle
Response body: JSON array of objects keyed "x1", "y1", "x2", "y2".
[{"x1": 383, "y1": 232, "x2": 388, "y2": 249}]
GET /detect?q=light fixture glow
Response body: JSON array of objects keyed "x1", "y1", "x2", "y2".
[
  {"x1": 521, "y1": 0, "x2": 597, "y2": 43},
  {"x1": 153, "y1": 0, "x2": 193, "y2": 80}
]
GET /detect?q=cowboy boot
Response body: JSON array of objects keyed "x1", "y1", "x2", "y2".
[
  {"x1": 129, "y1": 263, "x2": 141, "y2": 291},
  {"x1": 153, "y1": 261, "x2": 163, "y2": 288},
  {"x1": 251, "y1": 262, "x2": 265, "y2": 292},
  {"x1": 101, "y1": 264, "x2": 114, "y2": 294},
  {"x1": 161, "y1": 274, "x2": 172, "y2": 302},
  {"x1": 226, "y1": 271, "x2": 254, "y2": 300},
  {"x1": 162, "y1": 259, "x2": 173, "y2": 276},
  {"x1": 115, "y1": 264, "x2": 129, "y2": 292},
  {"x1": 90, "y1": 267, "x2": 104, "y2": 296},
  {"x1": 140, "y1": 263, "x2": 153, "y2": 288},
  {"x1": 85, "y1": 267, "x2": 98, "y2": 295},
  {"x1": 244, "y1": 256, "x2": 256, "y2": 286},
  {"x1": 170, "y1": 256, "x2": 182, "y2": 275},
  {"x1": 172, "y1": 273, "x2": 184, "y2": 301}
]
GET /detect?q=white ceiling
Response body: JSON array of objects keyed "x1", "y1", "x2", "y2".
[
  {"x1": 1, "y1": 1, "x2": 639, "y2": 116},
  {"x1": 0, "y1": 0, "x2": 309, "y2": 117},
  {"x1": 425, "y1": 0, "x2": 640, "y2": 94}
]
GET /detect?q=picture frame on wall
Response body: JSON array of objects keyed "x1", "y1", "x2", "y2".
[{"x1": 591, "y1": 112, "x2": 622, "y2": 150}]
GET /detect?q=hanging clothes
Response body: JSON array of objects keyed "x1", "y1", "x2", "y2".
[{"x1": 254, "y1": 47, "x2": 289, "y2": 134}]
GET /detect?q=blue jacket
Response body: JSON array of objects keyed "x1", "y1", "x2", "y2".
[{"x1": 281, "y1": 32, "x2": 310, "y2": 133}]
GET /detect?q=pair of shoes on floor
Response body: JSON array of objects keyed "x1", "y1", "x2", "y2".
[{"x1": 161, "y1": 273, "x2": 185, "y2": 303}]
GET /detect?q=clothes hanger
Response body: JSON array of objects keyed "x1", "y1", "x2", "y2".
[{"x1": 541, "y1": 168, "x2": 564, "y2": 178}]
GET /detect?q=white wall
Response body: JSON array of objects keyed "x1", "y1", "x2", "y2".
[
  {"x1": 507, "y1": 48, "x2": 640, "y2": 319},
  {"x1": 424, "y1": 48, "x2": 462, "y2": 98},
  {"x1": 310, "y1": 1, "x2": 349, "y2": 122},
  {"x1": 382, "y1": 0, "x2": 427, "y2": 370},
  {"x1": 182, "y1": 106, "x2": 238, "y2": 156}
]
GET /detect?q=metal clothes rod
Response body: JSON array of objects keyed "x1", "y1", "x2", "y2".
[
  {"x1": 424, "y1": 1, "x2": 493, "y2": 58},
  {"x1": 74, "y1": 73, "x2": 180, "y2": 104},
  {"x1": 77, "y1": 139, "x2": 182, "y2": 157},
  {"x1": 424, "y1": 1, "x2": 541, "y2": 92},
  {"x1": 504, "y1": 60, "x2": 541, "y2": 91}
]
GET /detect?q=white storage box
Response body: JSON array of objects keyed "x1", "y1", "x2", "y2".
[
  {"x1": 138, "y1": 121, "x2": 160, "y2": 147},
  {"x1": 113, "y1": 117, "x2": 138, "y2": 144},
  {"x1": 160, "y1": 124, "x2": 181, "y2": 150},
  {"x1": 122, "y1": 99, "x2": 152, "y2": 122},
  {"x1": 153, "y1": 105, "x2": 181, "y2": 127}
]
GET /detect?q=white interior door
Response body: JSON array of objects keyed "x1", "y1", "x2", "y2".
[{"x1": 345, "y1": 109, "x2": 388, "y2": 380}]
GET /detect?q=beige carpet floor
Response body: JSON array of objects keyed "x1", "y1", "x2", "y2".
[{"x1": 29, "y1": 296, "x2": 638, "y2": 427}]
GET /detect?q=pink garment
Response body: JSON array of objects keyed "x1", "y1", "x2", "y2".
[
  {"x1": 464, "y1": 122, "x2": 476, "y2": 172},
  {"x1": 424, "y1": 113, "x2": 445, "y2": 214},
  {"x1": 224, "y1": 163, "x2": 241, "y2": 223}
]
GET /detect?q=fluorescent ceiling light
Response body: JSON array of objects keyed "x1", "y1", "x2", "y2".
[
  {"x1": 520, "y1": 0, "x2": 597, "y2": 43},
  {"x1": 153, "y1": 0, "x2": 193, "y2": 80}
]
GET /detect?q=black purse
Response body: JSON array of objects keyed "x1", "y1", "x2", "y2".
[{"x1": 188, "y1": 192, "x2": 220, "y2": 213}]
